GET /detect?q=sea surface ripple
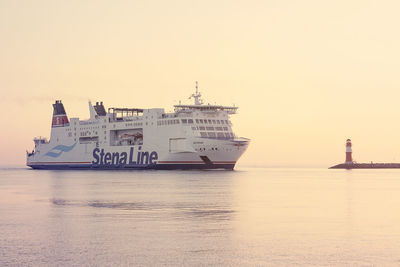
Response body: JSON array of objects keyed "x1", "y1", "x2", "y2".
[{"x1": 1, "y1": 167, "x2": 400, "y2": 266}]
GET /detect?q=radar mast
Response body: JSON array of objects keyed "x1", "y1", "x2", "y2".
[{"x1": 189, "y1": 81, "x2": 203, "y2": 105}]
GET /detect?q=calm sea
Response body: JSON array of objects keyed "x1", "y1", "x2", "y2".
[{"x1": 1, "y1": 166, "x2": 400, "y2": 266}]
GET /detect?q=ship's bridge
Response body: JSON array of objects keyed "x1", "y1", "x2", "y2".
[
  {"x1": 175, "y1": 82, "x2": 238, "y2": 114},
  {"x1": 174, "y1": 104, "x2": 238, "y2": 114}
]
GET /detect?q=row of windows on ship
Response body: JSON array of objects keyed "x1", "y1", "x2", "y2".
[
  {"x1": 199, "y1": 132, "x2": 234, "y2": 139},
  {"x1": 157, "y1": 118, "x2": 231, "y2": 126}
]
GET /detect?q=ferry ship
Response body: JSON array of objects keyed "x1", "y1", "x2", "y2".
[{"x1": 26, "y1": 83, "x2": 250, "y2": 170}]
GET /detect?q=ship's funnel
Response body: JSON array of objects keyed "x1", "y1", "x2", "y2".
[
  {"x1": 52, "y1": 100, "x2": 69, "y2": 127},
  {"x1": 94, "y1": 101, "x2": 106, "y2": 116}
]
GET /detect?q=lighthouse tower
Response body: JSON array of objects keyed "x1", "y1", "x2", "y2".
[{"x1": 345, "y1": 139, "x2": 353, "y2": 164}]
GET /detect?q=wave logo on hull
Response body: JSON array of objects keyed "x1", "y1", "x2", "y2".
[{"x1": 44, "y1": 143, "x2": 77, "y2": 158}]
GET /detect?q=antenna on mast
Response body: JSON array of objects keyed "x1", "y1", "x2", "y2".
[{"x1": 189, "y1": 81, "x2": 203, "y2": 105}]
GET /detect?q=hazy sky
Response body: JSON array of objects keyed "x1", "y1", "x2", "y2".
[{"x1": 1, "y1": 0, "x2": 400, "y2": 166}]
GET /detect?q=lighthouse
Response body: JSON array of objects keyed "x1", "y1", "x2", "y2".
[
  {"x1": 345, "y1": 139, "x2": 353, "y2": 164},
  {"x1": 330, "y1": 138, "x2": 400, "y2": 169}
]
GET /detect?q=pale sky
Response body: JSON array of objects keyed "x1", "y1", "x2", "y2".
[{"x1": 1, "y1": 0, "x2": 400, "y2": 167}]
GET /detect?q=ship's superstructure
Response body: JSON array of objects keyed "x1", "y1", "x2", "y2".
[{"x1": 27, "y1": 83, "x2": 250, "y2": 170}]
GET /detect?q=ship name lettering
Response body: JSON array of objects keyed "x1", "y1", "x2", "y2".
[{"x1": 92, "y1": 147, "x2": 158, "y2": 166}]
